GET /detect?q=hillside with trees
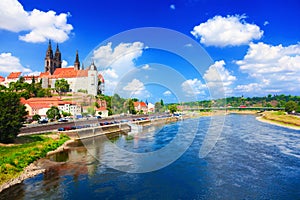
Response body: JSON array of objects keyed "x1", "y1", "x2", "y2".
[{"x1": 182, "y1": 94, "x2": 300, "y2": 112}]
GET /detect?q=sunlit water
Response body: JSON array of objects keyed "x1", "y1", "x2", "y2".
[{"x1": 1, "y1": 114, "x2": 300, "y2": 199}]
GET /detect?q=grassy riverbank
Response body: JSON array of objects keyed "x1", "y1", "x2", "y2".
[
  {"x1": 0, "y1": 134, "x2": 69, "y2": 186},
  {"x1": 260, "y1": 111, "x2": 300, "y2": 129}
]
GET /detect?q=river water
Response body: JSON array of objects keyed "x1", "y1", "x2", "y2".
[{"x1": 1, "y1": 114, "x2": 300, "y2": 199}]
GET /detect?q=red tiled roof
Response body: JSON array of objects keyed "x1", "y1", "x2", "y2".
[
  {"x1": 134, "y1": 102, "x2": 147, "y2": 107},
  {"x1": 96, "y1": 107, "x2": 107, "y2": 111},
  {"x1": 98, "y1": 74, "x2": 105, "y2": 83},
  {"x1": 23, "y1": 75, "x2": 39, "y2": 80},
  {"x1": 0, "y1": 76, "x2": 5, "y2": 82},
  {"x1": 22, "y1": 97, "x2": 78, "y2": 110},
  {"x1": 26, "y1": 102, "x2": 51, "y2": 109},
  {"x1": 139, "y1": 102, "x2": 147, "y2": 107},
  {"x1": 20, "y1": 97, "x2": 27, "y2": 104},
  {"x1": 52, "y1": 68, "x2": 88, "y2": 78},
  {"x1": 39, "y1": 72, "x2": 51, "y2": 78},
  {"x1": 7, "y1": 72, "x2": 21, "y2": 79}
]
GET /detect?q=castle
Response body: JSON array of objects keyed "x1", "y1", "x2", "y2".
[{"x1": 0, "y1": 41, "x2": 104, "y2": 96}]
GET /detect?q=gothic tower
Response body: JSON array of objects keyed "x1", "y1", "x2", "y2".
[
  {"x1": 44, "y1": 41, "x2": 62, "y2": 75},
  {"x1": 74, "y1": 50, "x2": 80, "y2": 70},
  {"x1": 45, "y1": 40, "x2": 53, "y2": 74},
  {"x1": 53, "y1": 44, "x2": 62, "y2": 70}
]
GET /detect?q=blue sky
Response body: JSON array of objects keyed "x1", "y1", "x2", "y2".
[{"x1": 0, "y1": 0, "x2": 299, "y2": 103}]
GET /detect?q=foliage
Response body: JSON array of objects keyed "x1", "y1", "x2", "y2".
[
  {"x1": 0, "y1": 134, "x2": 69, "y2": 185},
  {"x1": 54, "y1": 79, "x2": 70, "y2": 97},
  {"x1": 111, "y1": 94, "x2": 126, "y2": 114},
  {"x1": 46, "y1": 106, "x2": 61, "y2": 120},
  {"x1": 155, "y1": 102, "x2": 164, "y2": 113},
  {"x1": 87, "y1": 107, "x2": 96, "y2": 116},
  {"x1": 5, "y1": 77, "x2": 51, "y2": 99},
  {"x1": 183, "y1": 94, "x2": 300, "y2": 109},
  {"x1": 132, "y1": 98, "x2": 139, "y2": 102},
  {"x1": 263, "y1": 112, "x2": 300, "y2": 127},
  {"x1": 0, "y1": 92, "x2": 28, "y2": 143},
  {"x1": 32, "y1": 114, "x2": 41, "y2": 121},
  {"x1": 61, "y1": 111, "x2": 71, "y2": 117},
  {"x1": 285, "y1": 100, "x2": 298, "y2": 113},
  {"x1": 124, "y1": 98, "x2": 136, "y2": 114},
  {"x1": 160, "y1": 99, "x2": 164, "y2": 106},
  {"x1": 168, "y1": 104, "x2": 178, "y2": 114}
]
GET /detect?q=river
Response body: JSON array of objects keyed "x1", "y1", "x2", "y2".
[{"x1": 1, "y1": 114, "x2": 300, "y2": 199}]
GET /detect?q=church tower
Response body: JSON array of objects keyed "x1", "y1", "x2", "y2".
[
  {"x1": 74, "y1": 50, "x2": 80, "y2": 70},
  {"x1": 44, "y1": 41, "x2": 62, "y2": 75},
  {"x1": 53, "y1": 44, "x2": 62, "y2": 70},
  {"x1": 45, "y1": 40, "x2": 53, "y2": 74}
]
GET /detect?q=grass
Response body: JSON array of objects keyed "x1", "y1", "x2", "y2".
[
  {"x1": 0, "y1": 134, "x2": 69, "y2": 185},
  {"x1": 262, "y1": 111, "x2": 300, "y2": 127}
]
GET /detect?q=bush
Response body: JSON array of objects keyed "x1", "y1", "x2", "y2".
[{"x1": 285, "y1": 101, "x2": 297, "y2": 113}]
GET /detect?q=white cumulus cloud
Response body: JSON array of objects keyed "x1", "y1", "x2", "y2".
[
  {"x1": 181, "y1": 78, "x2": 207, "y2": 97},
  {"x1": 203, "y1": 60, "x2": 236, "y2": 96},
  {"x1": 191, "y1": 15, "x2": 263, "y2": 47},
  {"x1": 123, "y1": 79, "x2": 150, "y2": 98},
  {"x1": 0, "y1": 53, "x2": 32, "y2": 73},
  {"x1": 163, "y1": 90, "x2": 172, "y2": 96},
  {"x1": 0, "y1": 0, "x2": 73, "y2": 43},
  {"x1": 93, "y1": 42, "x2": 145, "y2": 95},
  {"x1": 236, "y1": 42, "x2": 300, "y2": 95}
]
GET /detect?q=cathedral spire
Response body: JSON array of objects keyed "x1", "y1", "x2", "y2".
[
  {"x1": 48, "y1": 40, "x2": 52, "y2": 50},
  {"x1": 45, "y1": 40, "x2": 54, "y2": 74},
  {"x1": 55, "y1": 43, "x2": 59, "y2": 52},
  {"x1": 74, "y1": 50, "x2": 80, "y2": 70}
]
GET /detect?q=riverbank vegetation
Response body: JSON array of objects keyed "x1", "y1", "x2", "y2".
[
  {"x1": 183, "y1": 94, "x2": 300, "y2": 110},
  {"x1": 262, "y1": 111, "x2": 300, "y2": 128},
  {"x1": 0, "y1": 134, "x2": 69, "y2": 185}
]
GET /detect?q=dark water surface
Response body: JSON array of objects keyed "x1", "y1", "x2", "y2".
[{"x1": 1, "y1": 114, "x2": 300, "y2": 199}]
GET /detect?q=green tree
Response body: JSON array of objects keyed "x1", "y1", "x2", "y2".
[
  {"x1": 168, "y1": 104, "x2": 178, "y2": 114},
  {"x1": 0, "y1": 85, "x2": 7, "y2": 91},
  {"x1": 132, "y1": 98, "x2": 139, "y2": 102},
  {"x1": 155, "y1": 102, "x2": 163, "y2": 113},
  {"x1": 61, "y1": 111, "x2": 71, "y2": 117},
  {"x1": 160, "y1": 99, "x2": 164, "y2": 106},
  {"x1": 87, "y1": 107, "x2": 96, "y2": 116},
  {"x1": 32, "y1": 114, "x2": 41, "y2": 121},
  {"x1": 55, "y1": 79, "x2": 69, "y2": 98},
  {"x1": 124, "y1": 98, "x2": 136, "y2": 114},
  {"x1": 0, "y1": 92, "x2": 28, "y2": 143},
  {"x1": 285, "y1": 101, "x2": 297, "y2": 113},
  {"x1": 266, "y1": 102, "x2": 272, "y2": 107},
  {"x1": 46, "y1": 106, "x2": 61, "y2": 120}
]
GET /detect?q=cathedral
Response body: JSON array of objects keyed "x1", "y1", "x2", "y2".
[
  {"x1": 0, "y1": 41, "x2": 105, "y2": 97},
  {"x1": 41, "y1": 41, "x2": 104, "y2": 96},
  {"x1": 44, "y1": 41, "x2": 82, "y2": 74}
]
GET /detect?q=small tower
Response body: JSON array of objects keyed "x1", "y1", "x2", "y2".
[
  {"x1": 74, "y1": 50, "x2": 80, "y2": 70},
  {"x1": 45, "y1": 40, "x2": 53, "y2": 74},
  {"x1": 53, "y1": 43, "x2": 62, "y2": 70}
]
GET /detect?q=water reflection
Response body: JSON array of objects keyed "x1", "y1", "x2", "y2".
[{"x1": 1, "y1": 115, "x2": 300, "y2": 199}]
